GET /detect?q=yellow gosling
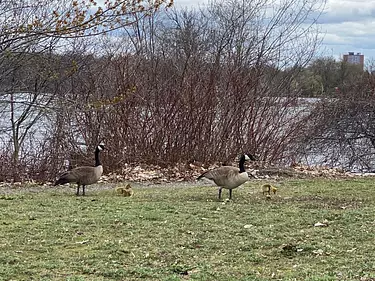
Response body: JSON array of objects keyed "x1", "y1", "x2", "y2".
[
  {"x1": 116, "y1": 183, "x2": 133, "y2": 197},
  {"x1": 262, "y1": 184, "x2": 278, "y2": 195}
]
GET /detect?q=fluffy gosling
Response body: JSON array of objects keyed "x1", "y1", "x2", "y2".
[
  {"x1": 116, "y1": 184, "x2": 133, "y2": 197},
  {"x1": 262, "y1": 184, "x2": 278, "y2": 195}
]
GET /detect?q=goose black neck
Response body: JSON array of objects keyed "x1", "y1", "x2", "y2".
[
  {"x1": 95, "y1": 148, "x2": 102, "y2": 166},
  {"x1": 239, "y1": 156, "x2": 246, "y2": 173}
]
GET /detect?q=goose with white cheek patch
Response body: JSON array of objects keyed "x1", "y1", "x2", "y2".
[
  {"x1": 54, "y1": 143, "x2": 105, "y2": 196},
  {"x1": 197, "y1": 153, "x2": 256, "y2": 200}
]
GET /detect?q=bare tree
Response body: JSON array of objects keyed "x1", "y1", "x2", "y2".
[{"x1": 0, "y1": 0, "x2": 173, "y2": 181}]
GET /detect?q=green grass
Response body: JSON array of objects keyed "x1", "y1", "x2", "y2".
[{"x1": 1, "y1": 178, "x2": 375, "y2": 280}]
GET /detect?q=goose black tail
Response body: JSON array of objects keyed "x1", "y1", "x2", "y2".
[
  {"x1": 197, "y1": 172, "x2": 207, "y2": 180},
  {"x1": 54, "y1": 177, "x2": 70, "y2": 186}
]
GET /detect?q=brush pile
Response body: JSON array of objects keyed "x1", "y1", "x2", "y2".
[{"x1": 98, "y1": 162, "x2": 358, "y2": 184}]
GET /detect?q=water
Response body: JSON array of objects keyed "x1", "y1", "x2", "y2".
[{"x1": 0, "y1": 92, "x2": 52, "y2": 151}]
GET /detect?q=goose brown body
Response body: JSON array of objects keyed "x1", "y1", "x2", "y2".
[
  {"x1": 55, "y1": 165, "x2": 103, "y2": 186},
  {"x1": 199, "y1": 166, "x2": 249, "y2": 189},
  {"x1": 197, "y1": 153, "x2": 256, "y2": 199},
  {"x1": 54, "y1": 143, "x2": 104, "y2": 196}
]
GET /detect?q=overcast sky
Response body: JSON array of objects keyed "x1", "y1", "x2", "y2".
[
  {"x1": 174, "y1": 0, "x2": 375, "y2": 64},
  {"x1": 317, "y1": 0, "x2": 375, "y2": 63}
]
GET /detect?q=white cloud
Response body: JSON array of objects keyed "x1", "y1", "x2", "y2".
[
  {"x1": 316, "y1": 0, "x2": 375, "y2": 60},
  {"x1": 323, "y1": 21, "x2": 375, "y2": 39},
  {"x1": 319, "y1": 0, "x2": 375, "y2": 24}
]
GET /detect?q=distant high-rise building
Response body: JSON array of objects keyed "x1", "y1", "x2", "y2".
[{"x1": 343, "y1": 52, "x2": 364, "y2": 69}]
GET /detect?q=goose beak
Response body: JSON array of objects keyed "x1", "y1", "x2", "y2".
[
  {"x1": 248, "y1": 172, "x2": 256, "y2": 178},
  {"x1": 246, "y1": 154, "x2": 257, "y2": 161}
]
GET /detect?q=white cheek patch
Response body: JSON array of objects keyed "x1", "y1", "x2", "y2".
[
  {"x1": 98, "y1": 145, "x2": 104, "y2": 151},
  {"x1": 244, "y1": 154, "x2": 250, "y2": 161}
]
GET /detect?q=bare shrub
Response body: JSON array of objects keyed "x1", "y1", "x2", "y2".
[{"x1": 0, "y1": 0, "x2": 326, "y2": 182}]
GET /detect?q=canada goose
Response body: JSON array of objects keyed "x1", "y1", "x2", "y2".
[
  {"x1": 197, "y1": 153, "x2": 256, "y2": 200},
  {"x1": 54, "y1": 143, "x2": 105, "y2": 196}
]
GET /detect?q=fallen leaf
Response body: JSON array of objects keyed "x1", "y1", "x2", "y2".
[
  {"x1": 314, "y1": 222, "x2": 328, "y2": 227},
  {"x1": 75, "y1": 240, "x2": 89, "y2": 244}
]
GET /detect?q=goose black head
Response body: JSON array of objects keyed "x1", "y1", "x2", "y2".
[
  {"x1": 243, "y1": 153, "x2": 257, "y2": 161},
  {"x1": 97, "y1": 143, "x2": 105, "y2": 151}
]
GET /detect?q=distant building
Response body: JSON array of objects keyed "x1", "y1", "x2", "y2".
[{"x1": 343, "y1": 52, "x2": 364, "y2": 69}]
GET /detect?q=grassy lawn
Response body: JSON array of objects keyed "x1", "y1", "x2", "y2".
[{"x1": 1, "y1": 178, "x2": 375, "y2": 281}]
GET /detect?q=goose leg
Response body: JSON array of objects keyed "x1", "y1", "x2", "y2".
[
  {"x1": 218, "y1": 187, "x2": 222, "y2": 200},
  {"x1": 82, "y1": 185, "x2": 86, "y2": 196},
  {"x1": 229, "y1": 189, "x2": 233, "y2": 200},
  {"x1": 76, "y1": 184, "x2": 80, "y2": 196}
]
